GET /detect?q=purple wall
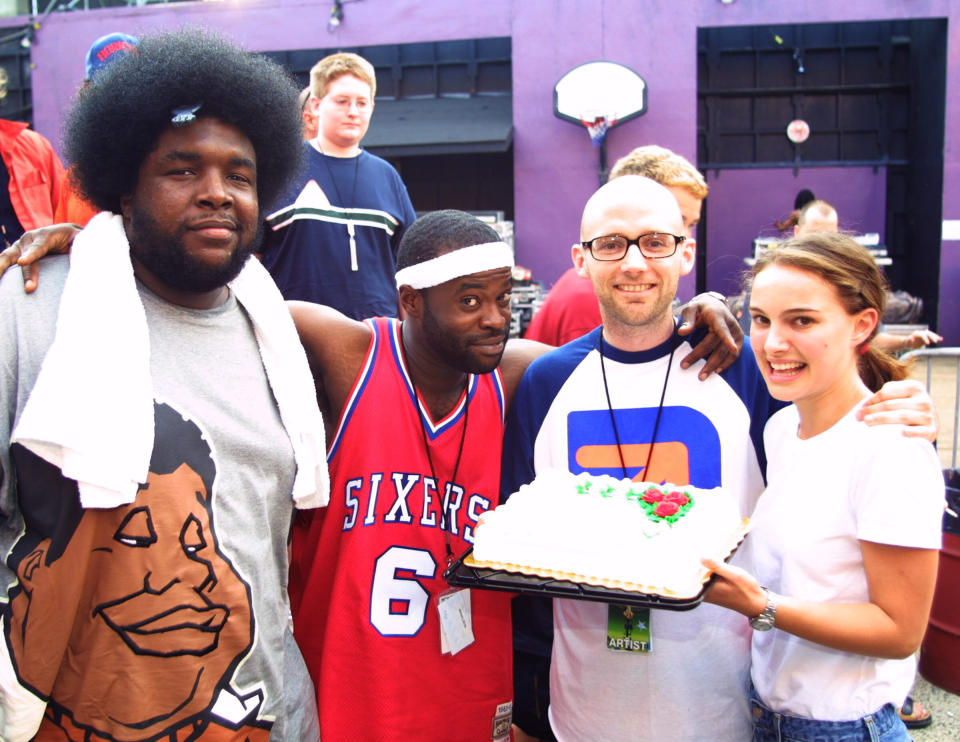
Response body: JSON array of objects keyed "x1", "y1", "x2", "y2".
[
  {"x1": 9, "y1": 0, "x2": 959, "y2": 340},
  {"x1": 704, "y1": 167, "x2": 887, "y2": 298},
  {"x1": 510, "y1": 0, "x2": 702, "y2": 296}
]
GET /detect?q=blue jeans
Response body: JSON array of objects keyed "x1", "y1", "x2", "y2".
[{"x1": 750, "y1": 691, "x2": 912, "y2": 742}]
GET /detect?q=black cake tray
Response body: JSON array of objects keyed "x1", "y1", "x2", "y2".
[{"x1": 443, "y1": 547, "x2": 717, "y2": 611}]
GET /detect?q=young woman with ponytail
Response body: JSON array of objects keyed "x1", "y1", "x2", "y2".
[{"x1": 704, "y1": 231, "x2": 944, "y2": 742}]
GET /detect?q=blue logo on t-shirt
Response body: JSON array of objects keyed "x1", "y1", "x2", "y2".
[{"x1": 567, "y1": 406, "x2": 721, "y2": 486}]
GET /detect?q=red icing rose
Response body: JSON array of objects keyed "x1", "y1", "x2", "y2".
[
  {"x1": 642, "y1": 488, "x2": 664, "y2": 503},
  {"x1": 664, "y1": 491, "x2": 689, "y2": 506},
  {"x1": 653, "y1": 501, "x2": 680, "y2": 517}
]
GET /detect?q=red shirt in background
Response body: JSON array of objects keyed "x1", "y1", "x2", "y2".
[{"x1": 523, "y1": 267, "x2": 601, "y2": 346}]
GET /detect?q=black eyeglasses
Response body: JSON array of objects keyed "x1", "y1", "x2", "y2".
[{"x1": 581, "y1": 232, "x2": 686, "y2": 261}]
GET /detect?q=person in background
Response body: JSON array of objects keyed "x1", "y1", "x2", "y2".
[
  {"x1": 773, "y1": 187, "x2": 817, "y2": 233},
  {"x1": 524, "y1": 145, "x2": 707, "y2": 348},
  {"x1": 792, "y1": 198, "x2": 838, "y2": 234},
  {"x1": 54, "y1": 32, "x2": 139, "y2": 229},
  {"x1": 259, "y1": 52, "x2": 416, "y2": 319},
  {"x1": 741, "y1": 198, "x2": 942, "y2": 357},
  {"x1": 298, "y1": 86, "x2": 319, "y2": 141},
  {"x1": 83, "y1": 31, "x2": 137, "y2": 81},
  {"x1": 705, "y1": 231, "x2": 943, "y2": 742},
  {"x1": 0, "y1": 111, "x2": 64, "y2": 246}
]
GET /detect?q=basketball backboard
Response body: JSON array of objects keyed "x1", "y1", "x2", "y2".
[
  {"x1": 554, "y1": 60, "x2": 647, "y2": 133},
  {"x1": 554, "y1": 61, "x2": 647, "y2": 183}
]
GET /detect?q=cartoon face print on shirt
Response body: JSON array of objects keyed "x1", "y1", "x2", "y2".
[{"x1": 4, "y1": 401, "x2": 266, "y2": 741}]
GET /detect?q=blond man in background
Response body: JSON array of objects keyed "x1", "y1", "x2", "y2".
[
  {"x1": 260, "y1": 53, "x2": 416, "y2": 319},
  {"x1": 298, "y1": 86, "x2": 319, "y2": 140}
]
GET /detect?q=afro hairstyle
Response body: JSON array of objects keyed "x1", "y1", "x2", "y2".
[
  {"x1": 63, "y1": 28, "x2": 303, "y2": 215},
  {"x1": 396, "y1": 210, "x2": 500, "y2": 270}
]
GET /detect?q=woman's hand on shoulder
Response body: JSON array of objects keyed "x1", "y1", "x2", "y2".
[{"x1": 0, "y1": 223, "x2": 82, "y2": 292}]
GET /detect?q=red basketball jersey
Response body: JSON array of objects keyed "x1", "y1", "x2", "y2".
[{"x1": 290, "y1": 318, "x2": 513, "y2": 742}]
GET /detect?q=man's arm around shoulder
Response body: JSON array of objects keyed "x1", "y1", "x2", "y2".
[{"x1": 287, "y1": 301, "x2": 374, "y2": 431}]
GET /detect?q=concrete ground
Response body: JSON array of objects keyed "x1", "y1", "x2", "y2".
[
  {"x1": 908, "y1": 675, "x2": 959, "y2": 741},
  {"x1": 906, "y1": 353, "x2": 960, "y2": 740}
]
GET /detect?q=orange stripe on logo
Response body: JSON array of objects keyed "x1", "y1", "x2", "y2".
[{"x1": 575, "y1": 441, "x2": 691, "y2": 484}]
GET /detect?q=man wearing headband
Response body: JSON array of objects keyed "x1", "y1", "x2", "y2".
[
  {"x1": 0, "y1": 30, "x2": 324, "y2": 741},
  {"x1": 287, "y1": 210, "x2": 521, "y2": 741}
]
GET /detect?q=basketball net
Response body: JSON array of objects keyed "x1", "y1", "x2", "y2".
[{"x1": 581, "y1": 112, "x2": 617, "y2": 147}]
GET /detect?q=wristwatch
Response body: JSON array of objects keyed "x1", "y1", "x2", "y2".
[
  {"x1": 704, "y1": 291, "x2": 728, "y2": 305},
  {"x1": 749, "y1": 588, "x2": 778, "y2": 631}
]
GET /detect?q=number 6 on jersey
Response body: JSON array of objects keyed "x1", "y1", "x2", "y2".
[{"x1": 370, "y1": 546, "x2": 437, "y2": 636}]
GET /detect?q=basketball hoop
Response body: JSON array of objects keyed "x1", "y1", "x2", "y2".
[
  {"x1": 581, "y1": 112, "x2": 619, "y2": 147},
  {"x1": 554, "y1": 61, "x2": 647, "y2": 184}
]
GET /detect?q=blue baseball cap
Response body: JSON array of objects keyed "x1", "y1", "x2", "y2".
[{"x1": 84, "y1": 32, "x2": 138, "y2": 81}]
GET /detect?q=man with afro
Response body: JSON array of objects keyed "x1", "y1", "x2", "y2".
[{"x1": 0, "y1": 29, "x2": 327, "y2": 741}]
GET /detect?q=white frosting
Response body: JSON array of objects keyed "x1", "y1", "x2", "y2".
[{"x1": 474, "y1": 469, "x2": 742, "y2": 594}]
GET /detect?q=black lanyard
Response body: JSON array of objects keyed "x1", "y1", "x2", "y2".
[
  {"x1": 399, "y1": 325, "x2": 470, "y2": 564},
  {"x1": 318, "y1": 146, "x2": 360, "y2": 208},
  {"x1": 319, "y1": 149, "x2": 362, "y2": 270},
  {"x1": 598, "y1": 326, "x2": 677, "y2": 481}
]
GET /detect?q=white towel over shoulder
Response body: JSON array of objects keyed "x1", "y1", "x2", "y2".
[{"x1": 12, "y1": 212, "x2": 329, "y2": 509}]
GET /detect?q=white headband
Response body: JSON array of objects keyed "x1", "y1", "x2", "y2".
[{"x1": 395, "y1": 241, "x2": 514, "y2": 290}]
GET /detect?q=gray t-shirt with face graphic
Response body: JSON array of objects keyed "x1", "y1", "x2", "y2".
[{"x1": 0, "y1": 255, "x2": 319, "y2": 741}]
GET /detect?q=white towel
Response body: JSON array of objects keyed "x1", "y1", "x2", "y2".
[
  {"x1": 230, "y1": 241, "x2": 330, "y2": 509},
  {"x1": 11, "y1": 212, "x2": 329, "y2": 510}
]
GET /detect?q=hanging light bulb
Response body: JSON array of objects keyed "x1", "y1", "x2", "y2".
[{"x1": 327, "y1": 0, "x2": 344, "y2": 32}]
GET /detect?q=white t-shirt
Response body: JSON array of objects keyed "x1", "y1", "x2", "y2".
[
  {"x1": 750, "y1": 403, "x2": 944, "y2": 720},
  {"x1": 502, "y1": 328, "x2": 776, "y2": 741}
]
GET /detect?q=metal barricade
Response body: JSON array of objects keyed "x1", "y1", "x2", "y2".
[{"x1": 902, "y1": 348, "x2": 960, "y2": 469}]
